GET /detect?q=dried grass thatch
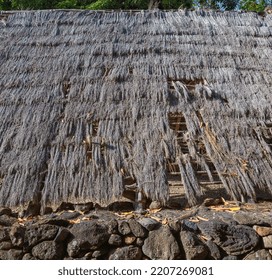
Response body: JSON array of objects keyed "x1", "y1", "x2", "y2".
[{"x1": 0, "y1": 9, "x2": 271, "y2": 211}]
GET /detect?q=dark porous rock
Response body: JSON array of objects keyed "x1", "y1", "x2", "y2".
[
  {"x1": 23, "y1": 201, "x2": 41, "y2": 217},
  {"x1": 109, "y1": 246, "x2": 142, "y2": 260},
  {"x1": 168, "y1": 219, "x2": 181, "y2": 233},
  {"x1": 22, "y1": 253, "x2": 36, "y2": 260},
  {"x1": 244, "y1": 249, "x2": 272, "y2": 260},
  {"x1": 32, "y1": 241, "x2": 64, "y2": 260},
  {"x1": 142, "y1": 225, "x2": 180, "y2": 260},
  {"x1": 0, "y1": 215, "x2": 17, "y2": 226},
  {"x1": 180, "y1": 231, "x2": 208, "y2": 260},
  {"x1": 0, "y1": 241, "x2": 13, "y2": 250},
  {"x1": 56, "y1": 202, "x2": 74, "y2": 212},
  {"x1": 91, "y1": 248, "x2": 108, "y2": 259},
  {"x1": 74, "y1": 202, "x2": 93, "y2": 213},
  {"x1": 118, "y1": 220, "x2": 131, "y2": 235},
  {"x1": 108, "y1": 219, "x2": 118, "y2": 234},
  {"x1": 205, "y1": 240, "x2": 221, "y2": 260},
  {"x1": 128, "y1": 219, "x2": 147, "y2": 238},
  {"x1": 43, "y1": 217, "x2": 70, "y2": 227},
  {"x1": 138, "y1": 218, "x2": 160, "y2": 231},
  {"x1": 70, "y1": 220, "x2": 110, "y2": 250},
  {"x1": 181, "y1": 220, "x2": 198, "y2": 232},
  {"x1": 67, "y1": 239, "x2": 83, "y2": 258},
  {"x1": 233, "y1": 212, "x2": 265, "y2": 226},
  {"x1": 0, "y1": 227, "x2": 10, "y2": 242},
  {"x1": 24, "y1": 224, "x2": 59, "y2": 247},
  {"x1": 223, "y1": 255, "x2": 238, "y2": 260},
  {"x1": 0, "y1": 249, "x2": 23, "y2": 260},
  {"x1": 136, "y1": 238, "x2": 144, "y2": 247},
  {"x1": 263, "y1": 235, "x2": 272, "y2": 248},
  {"x1": 58, "y1": 211, "x2": 81, "y2": 220},
  {"x1": 253, "y1": 225, "x2": 272, "y2": 237},
  {"x1": 198, "y1": 220, "x2": 260, "y2": 256},
  {"x1": 9, "y1": 224, "x2": 25, "y2": 247},
  {"x1": 0, "y1": 207, "x2": 12, "y2": 216},
  {"x1": 108, "y1": 234, "x2": 122, "y2": 246},
  {"x1": 84, "y1": 252, "x2": 93, "y2": 260},
  {"x1": 54, "y1": 228, "x2": 71, "y2": 243}
]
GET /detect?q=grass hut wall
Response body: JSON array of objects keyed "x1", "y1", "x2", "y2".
[{"x1": 0, "y1": 10, "x2": 272, "y2": 212}]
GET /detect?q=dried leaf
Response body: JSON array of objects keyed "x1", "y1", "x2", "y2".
[
  {"x1": 69, "y1": 218, "x2": 81, "y2": 224},
  {"x1": 149, "y1": 208, "x2": 162, "y2": 214},
  {"x1": 197, "y1": 216, "x2": 209, "y2": 221}
]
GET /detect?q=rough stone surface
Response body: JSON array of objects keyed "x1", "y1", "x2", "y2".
[
  {"x1": 223, "y1": 255, "x2": 238, "y2": 260},
  {"x1": 168, "y1": 219, "x2": 181, "y2": 233},
  {"x1": 205, "y1": 240, "x2": 221, "y2": 260},
  {"x1": 142, "y1": 226, "x2": 180, "y2": 260},
  {"x1": 58, "y1": 211, "x2": 81, "y2": 220},
  {"x1": 244, "y1": 249, "x2": 272, "y2": 260},
  {"x1": 0, "y1": 206, "x2": 272, "y2": 260},
  {"x1": 136, "y1": 238, "x2": 144, "y2": 247},
  {"x1": 0, "y1": 241, "x2": 13, "y2": 250},
  {"x1": 0, "y1": 215, "x2": 17, "y2": 226},
  {"x1": 22, "y1": 253, "x2": 36, "y2": 260},
  {"x1": 108, "y1": 234, "x2": 122, "y2": 246},
  {"x1": 54, "y1": 228, "x2": 71, "y2": 243},
  {"x1": 233, "y1": 212, "x2": 264, "y2": 226},
  {"x1": 0, "y1": 208, "x2": 12, "y2": 216},
  {"x1": 262, "y1": 235, "x2": 272, "y2": 248},
  {"x1": 128, "y1": 219, "x2": 147, "y2": 238},
  {"x1": 198, "y1": 220, "x2": 260, "y2": 256},
  {"x1": 67, "y1": 239, "x2": 83, "y2": 258},
  {"x1": 138, "y1": 218, "x2": 160, "y2": 231},
  {"x1": 0, "y1": 249, "x2": 23, "y2": 260},
  {"x1": 118, "y1": 220, "x2": 131, "y2": 235},
  {"x1": 181, "y1": 220, "x2": 198, "y2": 232},
  {"x1": 0, "y1": 227, "x2": 10, "y2": 242},
  {"x1": 32, "y1": 241, "x2": 64, "y2": 260},
  {"x1": 70, "y1": 221, "x2": 110, "y2": 250},
  {"x1": 253, "y1": 225, "x2": 272, "y2": 237},
  {"x1": 9, "y1": 224, "x2": 25, "y2": 247},
  {"x1": 180, "y1": 231, "x2": 208, "y2": 260},
  {"x1": 24, "y1": 224, "x2": 59, "y2": 247},
  {"x1": 108, "y1": 219, "x2": 118, "y2": 234},
  {"x1": 109, "y1": 246, "x2": 142, "y2": 260}
]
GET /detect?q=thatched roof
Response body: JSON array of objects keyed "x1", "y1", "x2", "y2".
[{"x1": 0, "y1": 9, "x2": 272, "y2": 211}]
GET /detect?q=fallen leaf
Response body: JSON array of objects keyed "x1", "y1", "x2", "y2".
[
  {"x1": 69, "y1": 218, "x2": 81, "y2": 224},
  {"x1": 197, "y1": 216, "x2": 209, "y2": 221},
  {"x1": 149, "y1": 208, "x2": 162, "y2": 214}
]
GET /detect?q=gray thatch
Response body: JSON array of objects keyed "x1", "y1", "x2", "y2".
[{"x1": 0, "y1": 9, "x2": 272, "y2": 211}]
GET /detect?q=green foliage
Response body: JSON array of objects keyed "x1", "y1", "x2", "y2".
[
  {"x1": 197, "y1": 0, "x2": 239, "y2": 10},
  {"x1": 0, "y1": 0, "x2": 12, "y2": 10},
  {"x1": 11, "y1": 0, "x2": 58, "y2": 9},
  {"x1": 160, "y1": 0, "x2": 194, "y2": 9},
  {"x1": 240, "y1": 0, "x2": 266, "y2": 11},
  {"x1": 0, "y1": 0, "x2": 270, "y2": 12},
  {"x1": 56, "y1": 0, "x2": 77, "y2": 9},
  {"x1": 86, "y1": 0, "x2": 121, "y2": 10}
]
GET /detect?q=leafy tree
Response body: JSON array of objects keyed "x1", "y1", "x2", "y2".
[
  {"x1": 240, "y1": 0, "x2": 266, "y2": 11},
  {"x1": 11, "y1": 0, "x2": 58, "y2": 9},
  {"x1": 56, "y1": 0, "x2": 78, "y2": 9},
  {"x1": 161, "y1": 0, "x2": 193, "y2": 9},
  {"x1": 0, "y1": 0, "x2": 12, "y2": 10}
]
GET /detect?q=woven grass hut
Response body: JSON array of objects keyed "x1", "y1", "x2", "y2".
[{"x1": 0, "y1": 9, "x2": 272, "y2": 212}]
